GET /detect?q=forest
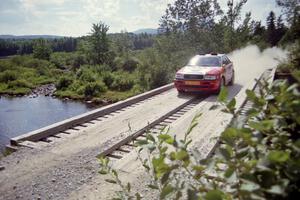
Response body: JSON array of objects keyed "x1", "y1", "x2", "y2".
[{"x1": 0, "y1": 0, "x2": 299, "y2": 103}]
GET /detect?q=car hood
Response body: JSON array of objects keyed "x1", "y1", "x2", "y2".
[{"x1": 178, "y1": 66, "x2": 221, "y2": 75}]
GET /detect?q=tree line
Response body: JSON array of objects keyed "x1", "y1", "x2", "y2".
[{"x1": 0, "y1": 33, "x2": 155, "y2": 57}]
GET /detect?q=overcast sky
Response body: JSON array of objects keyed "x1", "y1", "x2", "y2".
[{"x1": 0, "y1": 0, "x2": 282, "y2": 36}]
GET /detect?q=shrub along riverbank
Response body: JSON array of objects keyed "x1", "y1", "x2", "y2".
[{"x1": 0, "y1": 48, "x2": 183, "y2": 102}]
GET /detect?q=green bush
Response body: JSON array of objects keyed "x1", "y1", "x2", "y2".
[
  {"x1": 50, "y1": 52, "x2": 79, "y2": 69},
  {"x1": 113, "y1": 56, "x2": 124, "y2": 70},
  {"x1": 94, "y1": 64, "x2": 112, "y2": 73},
  {"x1": 149, "y1": 64, "x2": 170, "y2": 89},
  {"x1": 122, "y1": 57, "x2": 140, "y2": 72},
  {"x1": 84, "y1": 81, "x2": 107, "y2": 97},
  {"x1": 0, "y1": 60, "x2": 13, "y2": 72},
  {"x1": 102, "y1": 72, "x2": 115, "y2": 88},
  {"x1": 11, "y1": 55, "x2": 24, "y2": 66},
  {"x1": 0, "y1": 83, "x2": 7, "y2": 92},
  {"x1": 23, "y1": 57, "x2": 50, "y2": 69},
  {"x1": 50, "y1": 53, "x2": 66, "y2": 69},
  {"x1": 36, "y1": 66, "x2": 50, "y2": 76},
  {"x1": 67, "y1": 80, "x2": 83, "y2": 92},
  {"x1": 111, "y1": 73, "x2": 135, "y2": 91},
  {"x1": 56, "y1": 76, "x2": 73, "y2": 90},
  {"x1": 0, "y1": 70, "x2": 18, "y2": 83},
  {"x1": 71, "y1": 53, "x2": 87, "y2": 68},
  {"x1": 76, "y1": 67, "x2": 96, "y2": 82}
]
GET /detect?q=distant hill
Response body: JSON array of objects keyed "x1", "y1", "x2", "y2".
[
  {"x1": 0, "y1": 35, "x2": 65, "y2": 39},
  {"x1": 132, "y1": 28, "x2": 158, "y2": 35}
]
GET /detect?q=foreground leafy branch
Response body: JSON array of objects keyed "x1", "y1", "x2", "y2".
[{"x1": 99, "y1": 69, "x2": 300, "y2": 199}]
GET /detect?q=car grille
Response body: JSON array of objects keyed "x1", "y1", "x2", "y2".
[{"x1": 184, "y1": 74, "x2": 204, "y2": 80}]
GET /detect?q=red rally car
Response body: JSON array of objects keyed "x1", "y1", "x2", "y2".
[{"x1": 174, "y1": 53, "x2": 234, "y2": 94}]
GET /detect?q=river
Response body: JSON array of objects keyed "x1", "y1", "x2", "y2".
[{"x1": 0, "y1": 96, "x2": 95, "y2": 150}]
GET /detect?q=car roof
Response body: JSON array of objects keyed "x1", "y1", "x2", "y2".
[{"x1": 197, "y1": 53, "x2": 225, "y2": 57}]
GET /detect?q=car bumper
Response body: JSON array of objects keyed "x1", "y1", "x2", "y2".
[{"x1": 174, "y1": 79, "x2": 220, "y2": 92}]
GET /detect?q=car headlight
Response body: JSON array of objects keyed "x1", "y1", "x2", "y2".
[
  {"x1": 204, "y1": 75, "x2": 217, "y2": 80},
  {"x1": 175, "y1": 73, "x2": 184, "y2": 79}
]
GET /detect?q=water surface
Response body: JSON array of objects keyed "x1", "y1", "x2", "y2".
[{"x1": 0, "y1": 96, "x2": 94, "y2": 149}]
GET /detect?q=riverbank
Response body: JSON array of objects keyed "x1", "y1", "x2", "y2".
[
  {"x1": 0, "y1": 83, "x2": 142, "y2": 106},
  {"x1": 0, "y1": 54, "x2": 163, "y2": 105}
]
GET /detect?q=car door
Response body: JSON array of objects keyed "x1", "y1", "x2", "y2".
[
  {"x1": 225, "y1": 56, "x2": 233, "y2": 83},
  {"x1": 222, "y1": 56, "x2": 230, "y2": 83}
]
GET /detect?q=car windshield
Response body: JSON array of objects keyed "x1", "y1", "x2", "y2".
[{"x1": 187, "y1": 56, "x2": 221, "y2": 67}]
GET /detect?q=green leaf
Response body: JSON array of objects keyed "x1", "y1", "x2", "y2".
[
  {"x1": 227, "y1": 98, "x2": 236, "y2": 112},
  {"x1": 135, "y1": 139, "x2": 148, "y2": 146},
  {"x1": 247, "y1": 108, "x2": 259, "y2": 117},
  {"x1": 142, "y1": 163, "x2": 150, "y2": 171},
  {"x1": 219, "y1": 145, "x2": 232, "y2": 160},
  {"x1": 236, "y1": 147, "x2": 249, "y2": 159},
  {"x1": 218, "y1": 87, "x2": 228, "y2": 103},
  {"x1": 98, "y1": 170, "x2": 108, "y2": 175},
  {"x1": 160, "y1": 184, "x2": 174, "y2": 199},
  {"x1": 249, "y1": 120, "x2": 274, "y2": 131},
  {"x1": 105, "y1": 179, "x2": 117, "y2": 184},
  {"x1": 240, "y1": 182, "x2": 260, "y2": 192},
  {"x1": 146, "y1": 134, "x2": 155, "y2": 142},
  {"x1": 158, "y1": 134, "x2": 174, "y2": 144},
  {"x1": 152, "y1": 156, "x2": 170, "y2": 178},
  {"x1": 221, "y1": 128, "x2": 238, "y2": 146},
  {"x1": 127, "y1": 183, "x2": 131, "y2": 192},
  {"x1": 135, "y1": 193, "x2": 142, "y2": 200},
  {"x1": 266, "y1": 185, "x2": 284, "y2": 195},
  {"x1": 112, "y1": 169, "x2": 118, "y2": 178},
  {"x1": 192, "y1": 165, "x2": 205, "y2": 172},
  {"x1": 224, "y1": 167, "x2": 235, "y2": 178},
  {"x1": 148, "y1": 184, "x2": 159, "y2": 190},
  {"x1": 176, "y1": 150, "x2": 189, "y2": 161},
  {"x1": 205, "y1": 189, "x2": 223, "y2": 200},
  {"x1": 158, "y1": 134, "x2": 172, "y2": 141},
  {"x1": 268, "y1": 151, "x2": 290, "y2": 163},
  {"x1": 146, "y1": 144, "x2": 156, "y2": 152},
  {"x1": 209, "y1": 104, "x2": 220, "y2": 110},
  {"x1": 186, "y1": 122, "x2": 198, "y2": 135},
  {"x1": 161, "y1": 171, "x2": 171, "y2": 185},
  {"x1": 246, "y1": 89, "x2": 257, "y2": 101}
]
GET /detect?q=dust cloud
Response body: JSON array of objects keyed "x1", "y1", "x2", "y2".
[{"x1": 227, "y1": 45, "x2": 287, "y2": 86}]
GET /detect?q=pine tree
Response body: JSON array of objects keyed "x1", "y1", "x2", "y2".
[{"x1": 266, "y1": 11, "x2": 277, "y2": 46}]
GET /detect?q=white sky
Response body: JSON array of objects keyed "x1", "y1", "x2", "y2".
[{"x1": 0, "y1": 0, "x2": 282, "y2": 36}]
